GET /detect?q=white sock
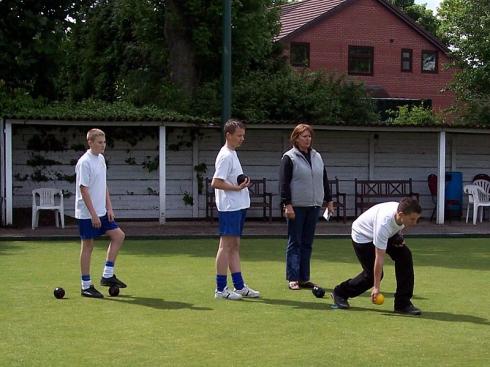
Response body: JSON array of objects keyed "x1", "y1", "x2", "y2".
[
  {"x1": 103, "y1": 265, "x2": 114, "y2": 278},
  {"x1": 81, "y1": 279, "x2": 92, "y2": 290}
]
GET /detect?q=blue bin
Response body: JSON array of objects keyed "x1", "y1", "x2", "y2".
[{"x1": 445, "y1": 172, "x2": 463, "y2": 219}]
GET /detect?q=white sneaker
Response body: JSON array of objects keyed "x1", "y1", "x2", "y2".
[
  {"x1": 234, "y1": 284, "x2": 260, "y2": 298},
  {"x1": 215, "y1": 287, "x2": 242, "y2": 300}
]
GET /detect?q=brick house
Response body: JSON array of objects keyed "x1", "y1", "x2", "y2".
[{"x1": 277, "y1": 0, "x2": 455, "y2": 111}]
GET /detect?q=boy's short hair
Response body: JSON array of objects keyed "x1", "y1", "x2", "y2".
[
  {"x1": 87, "y1": 128, "x2": 105, "y2": 142},
  {"x1": 398, "y1": 197, "x2": 422, "y2": 214},
  {"x1": 224, "y1": 119, "x2": 245, "y2": 136}
]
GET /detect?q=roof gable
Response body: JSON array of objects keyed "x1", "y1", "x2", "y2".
[
  {"x1": 277, "y1": 0, "x2": 448, "y2": 54},
  {"x1": 277, "y1": 0, "x2": 347, "y2": 40}
]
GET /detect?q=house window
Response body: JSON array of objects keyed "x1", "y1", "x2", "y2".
[
  {"x1": 348, "y1": 46, "x2": 374, "y2": 76},
  {"x1": 421, "y1": 50, "x2": 438, "y2": 73},
  {"x1": 290, "y1": 42, "x2": 310, "y2": 67},
  {"x1": 401, "y1": 48, "x2": 412, "y2": 72}
]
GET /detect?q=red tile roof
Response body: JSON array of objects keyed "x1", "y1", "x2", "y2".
[
  {"x1": 277, "y1": 0, "x2": 347, "y2": 40},
  {"x1": 276, "y1": 0, "x2": 448, "y2": 53}
]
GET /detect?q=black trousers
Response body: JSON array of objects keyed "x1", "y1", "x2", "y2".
[{"x1": 334, "y1": 240, "x2": 414, "y2": 309}]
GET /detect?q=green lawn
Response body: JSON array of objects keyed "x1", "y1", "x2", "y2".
[{"x1": 0, "y1": 238, "x2": 489, "y2": 367}]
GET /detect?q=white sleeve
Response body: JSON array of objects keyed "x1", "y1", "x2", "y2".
[
  {"x1": 78, "y1": 160, "x2": 91, "y2": 188},
  {"x1": 214, "y1": 154, "x2": 231, "y2": 180},
  {"x1": 372, "y1": 215, "x2": 390, "y2": 250}
]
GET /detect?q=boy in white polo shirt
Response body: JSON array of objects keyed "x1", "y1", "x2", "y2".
[
  {"x1": 75, "y1": 128, "x2": 126, "y2": 298},
  {"x1": 331, "y1": 197, "x2": 422, "y2": 315},
  {"x1": 211, "y1": 119, "x2": 260, "y2": 300}
]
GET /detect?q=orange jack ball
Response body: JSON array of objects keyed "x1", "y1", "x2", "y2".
[{"x1": 374, "y1": 293, "x2": 384, "y2": 305}]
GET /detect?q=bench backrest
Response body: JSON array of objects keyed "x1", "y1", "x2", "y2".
[
  {"x1": 248, "y1": 178, "x2": 267, "y2": 197},
  {"x1": 355, "y1": 179, "x2": 414, "y2": 197},
  {"x1": 354, "y1": 179, "x2": 418, "y2": 216}
]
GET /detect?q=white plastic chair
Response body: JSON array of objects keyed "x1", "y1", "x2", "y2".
[
  {"x1": 464, "y1": 185, "x2": 490, "y2": 225},
  {"x1": 472, "y1": 179, "x2": 490, "y2": 221},
  {"x1": 472, "y1": 179, "x2": 490, "y2": 195},
  {"x1": 32, "y1": 188, "x2": 64, "y2": 229}
]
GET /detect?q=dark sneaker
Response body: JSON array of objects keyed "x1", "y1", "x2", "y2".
[
  {"x1": 100, "y1": 275, "x2": 127, "y2": 288},
  {"x1": 395, "y1": 304, "x2": 422, "y2": 316},
  {"x1": 299, "y1": 281, "x2": 316, "y2": 289},
  {"x1": 81, "y1": 285, "x2": 104, "y2": 298},
  {"x1": 331, "y1": 291, "x2": 350, "y2": 309}
]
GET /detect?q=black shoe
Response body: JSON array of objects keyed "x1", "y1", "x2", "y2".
[
  {"x1": 81, "y1": 285, "x2": 104, "y2": 298},
  {"x1": 299, "y1": 281, "x2": 316, "y2": 289},
  {"x1": 100, "y1": 275, "x2": 127, "y2": 288},
  {"x1": 395, "y1": 304, "x2": 422, "y2": 316},
  {"x1": 331, "y1": 291, "x2": 350, "y2": 309}
]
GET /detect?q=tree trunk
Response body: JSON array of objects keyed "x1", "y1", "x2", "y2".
[{"x1": 164, "y1": 0, "x2": 197, "y2": 96}]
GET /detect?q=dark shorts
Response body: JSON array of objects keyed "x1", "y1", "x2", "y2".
[
  {"x1": 77, "y1": 214, "x2": 119, "y2": 240},
  {"x1": 218, "y1": 209, "x2": 247, "y2": 237}
]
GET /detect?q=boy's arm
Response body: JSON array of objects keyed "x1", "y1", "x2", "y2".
[
  {"x1": 211, "y1": 177, "x2": 249, "y2": 191},
  {"x1": 80, "y1": 185, "x2": 102, "y2": 228},
  {"x1": 106, "y1": 187, "x2": 115, "y2": 221},
  {"x1": 371, "y1": 247, "x2": 385, "y2": 301}
]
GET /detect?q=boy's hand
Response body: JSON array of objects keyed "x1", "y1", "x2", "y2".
[
  {"x1": 91, "y1": 215, "x2": 101, "y2": 228},
  {"x1": 371, "y1": 287, "x2": 381, "y2": 303},
  {"x1": 388, "y1": 233, "x2": 405, "y2": 247},
  {"x1": 107, "y1": 209, "x2": 115, "y2": 222},
  {"x1": 237, "y1": 177, "x2": 250, "y2": 190}
]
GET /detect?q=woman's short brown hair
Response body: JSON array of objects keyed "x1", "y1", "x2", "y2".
[{"x1": 290, "y1": 123, "x2": 313, "y2": 148}]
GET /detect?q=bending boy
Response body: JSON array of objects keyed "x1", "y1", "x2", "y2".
[{"x1": 331, "y1": 197, "x2": 422, "y2": 315}]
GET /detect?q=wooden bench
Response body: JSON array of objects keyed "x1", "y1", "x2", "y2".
[
  {"x1": 354, "y1": 178, "x2": 419, "y2": 217},
  {"x1": 205, "y1": 177, "x2": 273, "y2": 222},
  {"x1": 329, "y1": 177, "x2": 347, "y2": 223}
]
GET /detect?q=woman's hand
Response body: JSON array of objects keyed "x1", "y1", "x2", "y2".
[
  {"x1": 327, "y1": 201, "x2": 334, "y2": 215},
  {"x1": 284, "y1": 204, "x2": 295, "y2": 220}
]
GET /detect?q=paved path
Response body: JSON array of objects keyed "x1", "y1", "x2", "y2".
[{"x1": 1, "y1": 219, "x2": 490, "y2": 240}]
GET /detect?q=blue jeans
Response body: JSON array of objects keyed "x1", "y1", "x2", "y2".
[{"x1": 286, "y1": 206, "x2": 320, "y2": 281}]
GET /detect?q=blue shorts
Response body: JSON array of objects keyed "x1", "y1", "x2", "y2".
[
  {"x1": 77, "y1": 214, "x2": 119, "y2": 240},
  {"x1": 218, "y1": 209, "x2": 247, "y2": 237}
]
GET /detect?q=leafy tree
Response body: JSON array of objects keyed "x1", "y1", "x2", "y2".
[
  {"x1": 439, "y1": 0, "x2": 490, "y2": 100},
  {"x1": 391, "y1": 0, "x2": 415, "y2": 8},
  {"x1": 388, "y1": 0, "x2": 442, "y2": 39},
  {"x1": 230, "y1": 70, "x2": 378, "y2": 123},
  {"x1": 388, "y1": 105, "x2": 441, "y2": 125},
  {"x1": 1, "y1": 0, "x2": 385, "y2": 125},
  {"x1": 62, "y1": 0, "x2": 283, "y2": 106},
  {"x1": 164, "y1": 0, "x2": 283, "y2": 94},
  {"x1": 0, "y1": 0, "x2": 90, "y2": 99},
  {"x1": 61, "y1": 0, "x2": 169, "y2": 105},
  {"x1": 438, "y1": 0, "x2": 490, "y2": 124}
]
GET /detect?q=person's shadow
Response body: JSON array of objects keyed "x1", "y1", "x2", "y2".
[
  {"x1": 254, "y1": 289, "x2": 489, "y2": 326},
  {"x1": 256, "y1": 297, "x2": 327, "y2": 311},
  {"x1": 348, "y1": 306, "x2": 490, "y2": 326},
  {"x1": 104, "y1": 294, "x2": 212, "y2": 311}
]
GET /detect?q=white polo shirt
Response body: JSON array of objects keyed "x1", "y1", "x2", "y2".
[
  {"x1": 213, "y1": 145, "x2": 250, "y2": 212},
  {"x1": 75, "y1": 150, "x2": 107, "y2": 219},
  {"x1": 351, "y1": 202, "x2": 404, "y2": 250}
]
